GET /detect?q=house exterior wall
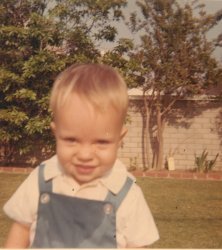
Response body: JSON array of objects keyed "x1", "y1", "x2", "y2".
[{"x1": 118, "y1": 98, "x2": 222, "y2": 171}]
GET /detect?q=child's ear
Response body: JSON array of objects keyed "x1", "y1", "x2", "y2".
[
  {"x1": 121, "y1": 126, "x2": 128, "y2": 138},
  {"x1": 50, "y1": 122, "x2": 56, "y2": 135},
  {"x1": 119, "y1": 126, "x2": 128, "y2": 147}
]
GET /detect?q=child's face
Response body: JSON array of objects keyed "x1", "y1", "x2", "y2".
[{"x1": 51, "y1": 93, "x2": 127, "y2": 185}]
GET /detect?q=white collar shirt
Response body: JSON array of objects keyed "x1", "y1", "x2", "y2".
[{"x1": 3, "y1": 155, "x2": 159, "y2": 248}]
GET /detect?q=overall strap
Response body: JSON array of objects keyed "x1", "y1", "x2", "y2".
[
  {"x1": 105, "y1": 177, "x2": 134, "y2": 210},
  {"x1": 38, "y1": 164, "x2": 52, "y2": 193}
]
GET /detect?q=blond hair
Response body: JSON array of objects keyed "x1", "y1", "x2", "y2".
[{"x1": 50, "y1": 63, "x2": 128, "y2": 123}]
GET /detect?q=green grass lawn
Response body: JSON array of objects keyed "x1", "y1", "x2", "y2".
[
  {"x1": 0, "y1": 173, "x2": 27, "y2": 248},
  {"x1": 137, "y1": 178, "x2": 222, "y2": 248},
  {"x1": 1, "y1": 172, "x2": 222, "y2": 248}
]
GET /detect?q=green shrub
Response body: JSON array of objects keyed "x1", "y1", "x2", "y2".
[{"x1": 194, "y1": 149, "x2": 219, "y2": 173}]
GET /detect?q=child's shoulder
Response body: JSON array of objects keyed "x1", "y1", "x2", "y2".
[
  {"x1": 126, "y1": 177, "x2": 144, "y2": 198},
  {"x1": 24, "y1": 155, "x2": 59, "y2": 183},
  {"x1": 40, "y1": 155, "x2": 58, "y2": 168},
  {"x1": 125, "y1": 173, "x2": 150, "y2": 204}
]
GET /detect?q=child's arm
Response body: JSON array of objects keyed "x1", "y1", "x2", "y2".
[{"x1": 4, "y1": 222, "x2": 30, "y2": 248}]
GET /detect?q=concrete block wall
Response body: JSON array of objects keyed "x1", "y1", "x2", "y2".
[
  {"x1": 118, "y1": 99, "x2": 222, "y2": 171},
  {"x1": 118, "y1": 108, "x2": 144, "y2": 169}
]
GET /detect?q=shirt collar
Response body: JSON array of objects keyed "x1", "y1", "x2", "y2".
[
  {"x1": 42, "y1": 155, "x2": 64, "y2": 181},
  {"x1": 42, "y1": 156, "x2": 135, "y2": 194},
  {"x1": 100, "y1": 159, "x2": 135, "y2": 194}
]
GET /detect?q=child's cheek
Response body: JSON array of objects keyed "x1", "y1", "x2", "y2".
[
  {"x1": 97, "y1": 146, "x2": 118, "y2": 162},
  {"x1": 57, "y1": 142, "x2": 75, "y2": 159}
]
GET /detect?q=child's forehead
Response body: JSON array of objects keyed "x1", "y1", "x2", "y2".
[
  {"x1": 64, "y1": 92, "x2": 115, "y2": 110},
  {"x1": 72, "y1": 98, "x2": 120, "y2": 121},
  {"x1": 54, "y1": 93, "x2": 122, "y2": 125},
  {"x1": 54, "y1": 95, "x2": 123, "y2": 131}
]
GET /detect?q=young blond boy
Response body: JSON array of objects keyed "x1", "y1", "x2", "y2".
[{"x1": 3, "y1": 63, "x2": 159, "y2": 248}]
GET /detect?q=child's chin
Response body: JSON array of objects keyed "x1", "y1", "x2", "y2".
[{"x1": 73, "y1": 171, "x2": 98, "y2": 184}]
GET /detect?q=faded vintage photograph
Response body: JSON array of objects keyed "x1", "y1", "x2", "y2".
[{"x1": 0, "y1": 0, "x2": 222, "y2": 248}]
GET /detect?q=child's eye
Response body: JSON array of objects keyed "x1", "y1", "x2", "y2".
[
  {"x1": 64, "y1": 137, "x2": 76, "y2": 143},
  {"x1": 97, "y1": 140, "x2": 110, "y2": 145}
]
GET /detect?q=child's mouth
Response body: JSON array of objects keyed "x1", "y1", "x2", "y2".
[{"x1": 75, "y1": 165, "x2": 96, "y2": 174}]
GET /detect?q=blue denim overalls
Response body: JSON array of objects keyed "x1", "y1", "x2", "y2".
[{"x1": 31, "y1": 164, "x2": 133, "y2": 248}]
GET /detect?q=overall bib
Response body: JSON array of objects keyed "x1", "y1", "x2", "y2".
[{"x1": 31, "y1": 164, "x2": 133, "y2": 248}]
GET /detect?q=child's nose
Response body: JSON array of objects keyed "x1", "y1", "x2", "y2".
[{"x1": 76, "y1": 144, "x2": 94, "y2": 161}]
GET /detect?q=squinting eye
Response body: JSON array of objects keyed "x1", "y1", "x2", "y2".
[
  {"x1": 97, "y1": 140, "x2": 109, "y2": 145},
  {"x1": 64, "y1": 138, "x2": 76, "y2": 143}
]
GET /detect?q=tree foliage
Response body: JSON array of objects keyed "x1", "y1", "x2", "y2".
[
  {"x1": 126, "y1": 0, "x2": 222, "y2": 169},
  {"x1": 0, "y1": 0, "x2": 127, "y2": 165},
  {"x1": 1, "y1": 0, "x2": 222, "y2": 169}
]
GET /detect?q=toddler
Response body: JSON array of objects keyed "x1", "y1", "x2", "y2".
[{"x1": 4, "y1": 63, "x2": 159, "y2": 248}]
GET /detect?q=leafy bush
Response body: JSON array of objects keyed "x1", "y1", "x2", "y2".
[{"x1": 194, "y1": 149, "x2": 219, "y2": 173}]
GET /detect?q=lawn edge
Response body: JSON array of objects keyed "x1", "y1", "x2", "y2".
[{"x1": 1, "y1": 166, "x2": 222, "y2": 181}]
